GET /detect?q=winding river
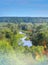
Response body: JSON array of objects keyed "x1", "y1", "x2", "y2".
[{"x1": 19, "y1": 32, "x2": 32, "y2": 47}]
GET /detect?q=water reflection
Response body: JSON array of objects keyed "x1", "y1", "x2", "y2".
[{"x1": 21, "y1": 36, "x2": 32, "y2": 47}]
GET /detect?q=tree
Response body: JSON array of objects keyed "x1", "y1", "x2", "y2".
[{"x1": 32, "y1": 24, "x2": 48, "y2": 49}]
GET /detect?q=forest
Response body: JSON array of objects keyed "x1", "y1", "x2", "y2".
[
  {"x1": 0, "y1": 17, "x2": 48, "y2": 65},
  {"x1": 0, "y1": 17, "x2": 48, "y2": 23}
]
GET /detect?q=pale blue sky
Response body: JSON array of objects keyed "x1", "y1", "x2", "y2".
[{"x1": 0, "y1": 0, "x2": 48, "y2": 17}]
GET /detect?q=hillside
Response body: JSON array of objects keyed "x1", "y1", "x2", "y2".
[{"x1": 0, "y1": 17, "x2": 48, "y2": 23}]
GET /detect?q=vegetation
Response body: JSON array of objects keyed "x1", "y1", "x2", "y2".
[
  {"x1": 0, "y1": 17, "x2": 48, "y2": 23},
  {"x1": 0, "y1": 18, "x2": 48, "y2": 65}
]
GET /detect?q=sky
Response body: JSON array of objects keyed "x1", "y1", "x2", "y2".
[{"x1": 0, "y1": 0, "x2": 48, "y2": 17}]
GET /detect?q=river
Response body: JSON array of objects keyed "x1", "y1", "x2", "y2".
[{"x1": 19, "y1": 31, "x2": 32, "y2": 47}]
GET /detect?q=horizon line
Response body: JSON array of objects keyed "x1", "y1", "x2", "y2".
[{"x1": 0, "y1": 16, "x2": 48, "y2": 17}]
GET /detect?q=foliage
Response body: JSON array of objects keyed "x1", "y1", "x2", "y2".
[
  {"x1": 0, "y1": 22, "x2": 48, "y2": 62},
  {"x1": 32, "y1": 24, "x2": 48, "y2": 49}
]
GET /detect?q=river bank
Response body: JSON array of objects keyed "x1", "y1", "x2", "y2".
[{"x1": 19, "y1": 31, "x2": 32, "y2": 47}]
